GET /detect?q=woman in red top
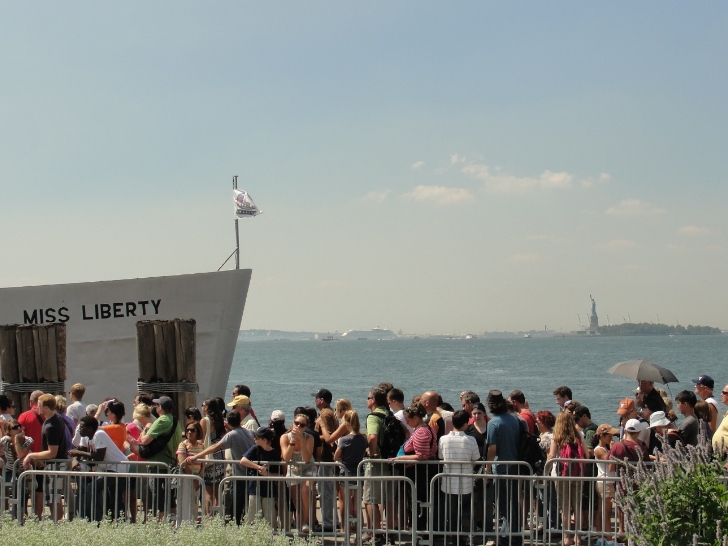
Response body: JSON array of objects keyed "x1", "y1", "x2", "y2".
[{"x1": 389, "y1": 403, "x2": 437, "y2": 529}]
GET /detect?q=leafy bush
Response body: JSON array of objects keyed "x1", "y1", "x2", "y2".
[
  {"x1": 615, "y1": 438, "x2": 728, "y2": 546},
  {"x1": 0, "y1": 516, "x2": 310, "y2": 546}
]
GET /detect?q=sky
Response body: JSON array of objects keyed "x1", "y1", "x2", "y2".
[{"x1": 2, "y1": 3, "x2": 727, "y2": 334}]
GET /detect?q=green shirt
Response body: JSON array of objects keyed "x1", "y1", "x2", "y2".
[{"x1": 147, "y1": 413, "x2": 182, "y2": 465}]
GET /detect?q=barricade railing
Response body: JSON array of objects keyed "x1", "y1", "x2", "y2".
[
  {"x1": 1, "y1": 455, "x2": 675, "y2": 545},
  {"x1": 15, "y1": 467, "x2": 202, "y2": 526},
  {"x1": 217, "y1": 472, "x2": 417, "y2": 545},
  {"x1": 11, "y1": 459, "x2": 171, "y2": 523}
]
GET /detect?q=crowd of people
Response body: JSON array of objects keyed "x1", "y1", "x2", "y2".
[{"x1": 0, "y1": 374, "x2": 726, "y2": 545}]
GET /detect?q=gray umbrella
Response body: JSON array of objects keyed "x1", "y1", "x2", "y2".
[{"x1": 607, "y1": 359, "x2": 679, "y2": 384}]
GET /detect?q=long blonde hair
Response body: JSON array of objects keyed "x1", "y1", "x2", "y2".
[
  {"x1": 343, "y1": 410, "x2": 361, "y2": 434},
  {"x1": 552, "y1": 411, "x2": 580, "y2": 446},
  {"x1": 335, "y1": 399, "x2": 353, "y2": 414}
]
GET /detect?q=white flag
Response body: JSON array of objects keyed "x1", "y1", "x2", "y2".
[{"x1": 233, "y1": 190, "x2": 261, "y2": 219}]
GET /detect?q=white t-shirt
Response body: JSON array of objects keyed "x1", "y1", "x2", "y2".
[
  {"x1": 394, "y1": 408, "x2": 415, "y2": 434},
  {"x1": 90, "y1": 429, "x2": 129, "y2": 473},
  {"x1": 67, "y1": 401, "x2": 87, "y2": 424}
]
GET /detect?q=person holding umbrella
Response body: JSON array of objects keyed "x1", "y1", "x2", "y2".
[{"x1": 636, "y1": 380, "x2": 666, "y2": 414}]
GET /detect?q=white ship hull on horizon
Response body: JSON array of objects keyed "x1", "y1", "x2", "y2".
[{"x1": 341, "y1": 327, "x2": 396, "y2": 340}]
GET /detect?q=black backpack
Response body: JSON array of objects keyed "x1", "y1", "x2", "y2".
[
  {"x1": 368, "y1": 410, "x2": 407, "y2": 459},
  {"x1": 518, "y1": 419, "x2": 546, "y2": 475}
]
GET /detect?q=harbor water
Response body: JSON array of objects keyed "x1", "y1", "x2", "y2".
[{"x1": 227, "y1": 334, "x2": 728, "y2": 429}]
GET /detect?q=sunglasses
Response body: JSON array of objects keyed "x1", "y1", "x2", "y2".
[
  {"x1": 293, "y1": 421, "x2": 307, "y2": 428},
  {"x1": 185, "y1": 429, "x2": 197, "y2": 434},
  {"x1": 722, "y1": 391, "x2": 728, "y2": 396},
  {"x1": 11, "y1": 425, "x2": 21, "y2": 430}
]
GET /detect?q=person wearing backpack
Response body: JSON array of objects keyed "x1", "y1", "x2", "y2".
[
  {"x1": 547, "y1": 411, "x2": 587, "y2": 546},
  {"x1": 363, "y1": 388, "x2": 398, "y2": 544}
]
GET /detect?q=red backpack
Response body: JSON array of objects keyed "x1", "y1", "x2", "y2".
[{"x1": 559, "y1": 441, "x2": 585, "y2": 477}]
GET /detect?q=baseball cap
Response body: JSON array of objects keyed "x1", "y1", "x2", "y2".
[
  {"x1": 270, "y1": 410, "x2": 285, "y2": 422},
  {"x1": 311, "y1": 389, "x2": 332, "y2": 404},
  {"x1": 254, "y1": 426, "x2": 274, "y2": 441},
  {"x1": 595, "y1": 424, "x2": 620, "y2": 438},
  {"x1": 624, "y1": 418, "x2": 648, "y2": 433},
  {"x1": 227, "y1": 395, "x2": 250, "y2": 407},
  {"x1": 692, "y1": 375, "x2": 714, "y2": 389},
  {"x1": 152, "y1": 396, "x2": 174, "y2": 412},
  {"x1": 617, "y1": 398, "x2": 635, "y2": 415}
]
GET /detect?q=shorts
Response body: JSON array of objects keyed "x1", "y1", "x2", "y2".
[
  {"x1": 43, "y1": 462, "x2": 68, "y2": 504},
  {"x1": 362, "y1": 460, "x2": 396, "y2": 505},
  {"x1": 596, "y1": 479, "x2": 615, "y2": 500}
]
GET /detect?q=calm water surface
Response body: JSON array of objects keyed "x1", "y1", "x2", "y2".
[{"x1": 227, "y1": 335, "x2": 728, "y2": 429}]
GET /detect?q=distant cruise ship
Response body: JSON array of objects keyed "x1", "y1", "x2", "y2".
[{"x1": 341, "y1": 327, "x2": 396, "y2": 340}]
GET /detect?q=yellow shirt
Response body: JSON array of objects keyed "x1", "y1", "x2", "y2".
[{"x1": 712, "y1": 411, "x2": 728, "y2": 456}]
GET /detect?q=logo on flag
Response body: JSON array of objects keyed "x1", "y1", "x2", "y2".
[{"x1": 234, "y1": 190, "x2": 261, "y2": 219}]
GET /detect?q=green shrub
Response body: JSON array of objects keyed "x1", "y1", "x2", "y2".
[{"x1": 615, "y1": 438, "x2": 728, "y2": 546}]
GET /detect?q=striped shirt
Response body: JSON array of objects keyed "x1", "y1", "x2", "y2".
[{"x1": 438, "y1": 431, "x2": 480, "y2": 494}]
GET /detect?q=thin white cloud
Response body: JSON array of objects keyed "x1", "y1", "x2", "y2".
[
  {"x1": 508, "y1": 253, "x2": 539, "y2": 263},
  {"x1": 678, "y1": 225, "x2": 711, "y2": 235},
  {"x1": 461, "y1": 163, "x2": 574, "y2": 194},
  {"x1": 605, "y1": 199, "x2": 666, "y2": 216},
  {"x1": 581, "y1": 172, "x2": 611, "y2": 188},
  {"x1": 601, "y1": 239, "x2": 637, "y2": 250},
  {"x1": 411, "y1": 161, "x2": 425, "y2": 170},
  {"x1": 401, "y1": 185, "x2": 474, "y2": 205},
  {"x1": 360, "y1": 189, "x2": 391, "y2": 203},
  {"x1": 450, "y1": 154, "x2": 466, "y2": 165}
]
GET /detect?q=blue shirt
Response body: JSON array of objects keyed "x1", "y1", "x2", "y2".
[{"x1": 486, "y1": 413, "x2": 520, "y2": 474}]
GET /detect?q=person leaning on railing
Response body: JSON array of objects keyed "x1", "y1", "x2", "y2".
[{"x1": 69, "y1": 415, "x2": 129, "y2": 521}]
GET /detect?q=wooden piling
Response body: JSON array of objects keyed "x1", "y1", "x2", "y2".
[
  {"x1": 137, "y1": 318, "x2": 197, "y2": 423},
  {"x1": 0, "y1": 324, "x2": 66, "y2": 413},
  {"x1": 0, "y1": 326, "x2": 21, "y2": 414}
]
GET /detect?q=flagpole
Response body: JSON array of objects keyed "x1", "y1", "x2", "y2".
[{"x1": 233, "y1": 175, "x2": 240, "y2": 270}]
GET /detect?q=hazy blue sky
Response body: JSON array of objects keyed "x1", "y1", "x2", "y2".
[{"x1": 2, "y1": 3, "x2": 727, "y2": 334}]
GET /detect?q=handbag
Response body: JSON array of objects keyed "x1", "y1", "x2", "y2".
[{"x1": 138, "y1": 416, "x2": 178, "y2": 459}]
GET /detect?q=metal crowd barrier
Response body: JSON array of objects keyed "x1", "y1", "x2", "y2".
[
  {"x1": 11, "y1": 459, "x2": 173, "y2": 523},
  {"x1": 16, "y1": 466, "x2": 202, "y2": 526},
  {"x1": 2, "y1": 456, "x2": 675, "y2": 546},
  {"x1": 216, "y1": 472, "x2": 417, "y2": 545}
]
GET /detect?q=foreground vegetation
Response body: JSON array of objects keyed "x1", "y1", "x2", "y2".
[
  {"x1": 0, "y1": 517, "x2": 309, "y2": 546},
  {"x1": 616, "y1": 436, "x2": 728, "y2": 546}
]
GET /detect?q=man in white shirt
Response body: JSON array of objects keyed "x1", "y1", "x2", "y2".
[
  {"x1": 693, "y1": 375, "x2": 719, "y2": 434},
  {"x1": 66, "y1": 383, "x2": 87, "y2": 426},
  {"x1": 438, "y1": 409, "x2": 480, "y2": 534},
  {"x1": 387, "y1": 388, "x2": 414, "y2": 434},
  {"x1": 69, "y1": 415, "x2": 129, "y2": 521},
  {"x1": 227, "y1": 395, "x2": 258, "y2": 431}
]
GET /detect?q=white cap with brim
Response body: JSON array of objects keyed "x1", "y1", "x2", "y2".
[
  {"x1": 624, "y1": 418, "x2": 649, "y2": 433},
  {"x1": 648, "y1": 411, "x2": 671, "y2": 428}
]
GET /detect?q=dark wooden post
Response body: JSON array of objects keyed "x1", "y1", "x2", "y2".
[
  {"x1": 137, "y1": 318, "x2": 197, "y2": 423},
  {"x1": 0, "y1": 324, "x2": 66, "y2": 413},
  {"x1": 0, "y1": 326, "x2": 22, "y2": 414}
]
